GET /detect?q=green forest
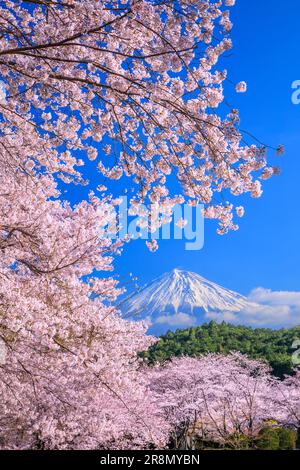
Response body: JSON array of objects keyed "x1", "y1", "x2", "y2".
[{"x1": 143, "y1": 322, "x2": 300, "y2": 377}]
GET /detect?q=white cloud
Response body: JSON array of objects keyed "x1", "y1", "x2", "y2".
[
  {"x1": 155, "y1": 312, "x2": 197, "y2": 328},
  {"x1": 206, "y1": 287, "x2": 300, "y2": 329}
]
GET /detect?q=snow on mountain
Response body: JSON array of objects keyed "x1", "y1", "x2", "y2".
[{"x1": 121, "y1": 269, "x2": 260, "y2": 334}]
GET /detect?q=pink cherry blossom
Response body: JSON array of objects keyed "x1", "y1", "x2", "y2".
[
  {"x1": 0, "y1": 0, "x2": 277, "y2": 235},
  {"x1": 0, "y1": 0, "x2": 283, "y2": 450},
  {"x1": 149, "y1": 354, "x2": 296, "y2": 449}
]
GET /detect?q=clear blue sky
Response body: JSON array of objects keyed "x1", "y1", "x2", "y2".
[{"x1": 113, "y1": 0, "x2": 300, "y2": 295}]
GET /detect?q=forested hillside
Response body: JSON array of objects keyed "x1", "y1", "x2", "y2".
[{"x1": 144, "y1": 322, "x2": 300, "y2": 377}]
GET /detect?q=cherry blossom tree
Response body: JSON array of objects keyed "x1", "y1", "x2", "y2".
[
  {"x1": 149, "y1": 353, "x2": 286, "y2": 449},
  {"x1": 0, "y1": 158, "x2": 169, "y2": 449},
  {"x1": 272, "y1": 371, "x2": 300, "y2": 431}
]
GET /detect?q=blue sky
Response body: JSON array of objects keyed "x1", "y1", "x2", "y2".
[{"x1": 111, "y1": 0, "x2": 300, "y2": 302}]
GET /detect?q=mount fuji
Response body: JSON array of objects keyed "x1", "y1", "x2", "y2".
[{"x1": 121, "y1": 269, "x2": 260, "y2": 335}]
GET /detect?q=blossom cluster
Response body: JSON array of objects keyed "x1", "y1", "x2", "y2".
[{"x1": 0, "y1": 0, "x2": 282, "y2": 235}]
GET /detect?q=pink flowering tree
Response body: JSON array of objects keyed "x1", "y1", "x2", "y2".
[
  {"x1": 149, "y1": 353, "x2": 285, "y2": 449},
  {"x1": 0, "y1": 0, "x2": 283, "y2": 450}
]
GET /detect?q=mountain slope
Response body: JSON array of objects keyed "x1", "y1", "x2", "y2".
[{"x1": 121, "y1": 269, "x2": 259, "y2": 334}]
